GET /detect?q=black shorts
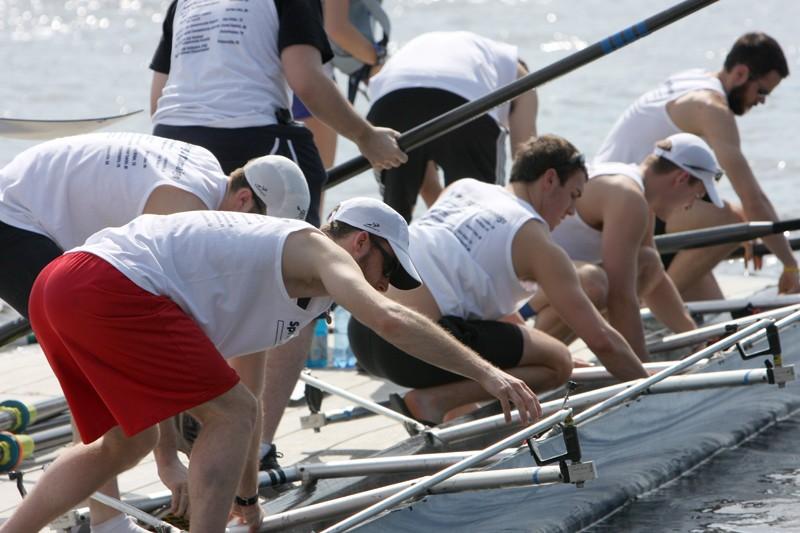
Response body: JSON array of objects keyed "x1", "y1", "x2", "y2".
[
  {"x1": 0, "y1": 220, "x2": 62, "y2": 318},
  {"x1": 367, "y1": 88, "x2": 505, "y2": 222},
  {"x1": 348, "y1": 315, "x2": 523, "y2": 389},
  {"x1": 153, "y1": 123, "x2": 327, "y2": 227}
]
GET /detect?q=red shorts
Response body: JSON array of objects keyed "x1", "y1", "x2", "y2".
[{"x1": 29, "y1": 252, "x2": 240, "y2": 443}]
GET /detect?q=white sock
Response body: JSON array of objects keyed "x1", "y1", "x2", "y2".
[{"x1": 90, "y1": 514, "x2": 150, "y2": 533}]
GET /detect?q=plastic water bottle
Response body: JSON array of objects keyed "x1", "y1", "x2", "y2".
[
  {"x1": 331, "y1": 306, "x2": 356, "y2": 369},
  {"x1": 306, "y1": 318, "x2": 328, "y2": 368}
]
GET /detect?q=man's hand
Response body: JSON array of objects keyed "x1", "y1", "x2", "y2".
[
  {"x1": 230, "y1": 499, "x2": 266, "y2": 533},
  {"x1": 778, "y1": 268, "x2": 800, "y2": 294},
  {"x1": 742, "y1": 240, "x2": 764, "y2": 271},
  {"x1": 479, "y1": 368, "x2": 542, "y2": 424},
  {"x1": 157, "y1": 459, "x2": 190, "y2": 517},
  {"x1": 355, "y1": 126, "x2": 408, "y2": 171}
]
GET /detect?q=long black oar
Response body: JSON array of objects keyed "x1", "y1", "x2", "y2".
[
  {"x1": 324, "y1": 0, "x2": 721, "y2": 189},
  {"x1": 654, "y1": 218, "x2": 800, "y2": 254}
]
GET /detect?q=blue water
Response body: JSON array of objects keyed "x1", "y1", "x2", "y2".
[
  {"x1": 2, "y1": 0, "x2": 800, "y2": 530},
  {"x1": 587, "y1": 410, "x2": 800, "y2": 532}
]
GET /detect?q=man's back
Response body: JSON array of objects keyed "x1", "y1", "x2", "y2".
[
  {"x1": 594, "y1": 69, "x2": 725, "y2": 164},
  {"x1": 0, "y1": 132, "x2": 226, "y2": 250}
]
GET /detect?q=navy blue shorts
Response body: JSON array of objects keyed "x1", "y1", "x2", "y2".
[{"x1": 153, "y1": 123, "x2": 326, "y2": 227}]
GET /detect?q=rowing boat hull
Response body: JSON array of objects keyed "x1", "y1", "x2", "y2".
[{"x1": 346, "y1": 320, "x2": 800, "y2": 532}]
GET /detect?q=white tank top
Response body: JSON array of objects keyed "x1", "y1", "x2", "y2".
[
  {"x1": 594, "y1": 69, "x2": 725, "y2": 164},
  {"x1": 0, "y1": 132, "x2": 227, "y2": 250},
  {"x1": 550, "y1": 163, "x2": 644, "y2": 264},
  {"x1": 74, "y1": 211, "x2": 333, "y2": 359},
  {"x1": 368, "y1": 31, "x2": 518, "y2": 127},
  {"x1": 152, "y1": 0, "x2": 288, "y2": 128},
  {"x1": 409, "y1": 179, "x2": 545, "y2": 320}
]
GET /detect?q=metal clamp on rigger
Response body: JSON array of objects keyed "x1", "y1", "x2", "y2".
[
  {"x1": 525, "y1": 382, "x2": 596, "y2": 487},
  {"x1": 734, "y1": 323, "x2": 795, "y2": 388}
]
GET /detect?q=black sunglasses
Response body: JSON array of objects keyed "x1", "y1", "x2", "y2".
[{"x1": 373, "y1": 240, "x2": 399, "y2": 279}]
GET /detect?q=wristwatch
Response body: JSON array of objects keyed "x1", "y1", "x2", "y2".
[
  {"x1": 372, "y1": 42, "x2": 388, "y2": 66},
  {"x1": 235, "y1": 494, "x2": 259, "y2": 506}
]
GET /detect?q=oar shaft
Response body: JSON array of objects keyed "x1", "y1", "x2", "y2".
[
  {"x1": 655, "y1": 219, "x2": 800, "y2": 254},
  {"x1": 325, "y1": 0, "x2": 721, "y2": 188}
]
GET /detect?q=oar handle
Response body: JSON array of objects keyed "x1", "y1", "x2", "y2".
[{"x1": 324, "y1": 0, "x2": 721, "y2": 189}]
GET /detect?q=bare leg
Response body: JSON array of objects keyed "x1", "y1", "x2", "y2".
[
  {"x1": 184, "y1": 383, "x2": 257, "y2": 533},
  {"x1": 533, "y1": 263, "x2": 608, "y2": 342},
  {"x1": 419, "y1": 161, "x2": 443, "y2": 208},
  {"x1": 404, "y1": 325, "x2": 572, "y2": 423},
  {"x1": 261, "y1": 326, "x2": 312, "y2": 445},
  {"x1": 0, "y1": 426, "x2": 158, "y2": 533},
  {"x1": 664, "y1": 201, "x2": 743, "y2": 300}
]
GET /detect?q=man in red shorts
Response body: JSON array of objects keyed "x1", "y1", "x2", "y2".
[
  {"x1": 0, "y1": 132, "x2": 309, "y2": 532},
  {"x1": 1, "y1": 200, "x2": 540, "y2": 533}
]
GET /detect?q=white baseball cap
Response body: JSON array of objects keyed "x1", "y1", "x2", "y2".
[
  {"x1": 243, "y1": 155, "x2": 310, "y2": 220},
  {"x1": 653, "y1": 133, "x2": 724, "y2": 208},
  {"x1": 328, "y1": 197, "x2": 422, "y2": 290}
]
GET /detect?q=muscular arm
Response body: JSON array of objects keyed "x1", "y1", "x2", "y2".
[
  {"x1": 508, "y1": 62, "x2": 537, "y2": 157},
  {"x1": 640, "y1": 219, "x2": 696, "y2": 333},
  {"x1": 681, "y1": 97, "x2": 798, "y2": 277},
  {"x1": 150, "y1": 71, "x2": 168, "y2": 117},
  {"x1": 598, "y1": 185, "x2": 649, "y2": 359},
  {"x1": 281, "y1": 44, "x2": 406, "y2": 170},
  {"x1": 324, "y1": 0, "x2": 378, "y2": 65},
  {"x1": 517, "y1": 221, "x2": 647, "y2": 379},
  {"x1": 287, "y1": 232, "x2": 540, "y2": 423}
]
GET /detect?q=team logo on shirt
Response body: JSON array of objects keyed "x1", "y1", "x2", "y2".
[{"x1": 286, "y1": 321, "x2": 300, "y2": 335}]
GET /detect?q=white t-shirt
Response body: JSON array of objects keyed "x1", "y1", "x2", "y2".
[
  {"x1": 550, "y1": 163, "x2": 645, "y2": 265},
  {"x1": 594, "y1": 69, "x2": 725, "y2": 164},
  {"x1": 368, "y1": 31, "x2": 519, "y2": 127},
  {"x1": 409, "y1": 179, "x2": 545, "y2": 320},
  {"x1": 152, "y1": 0, "x2": 288, "y2": 128},
  {"x1": 0, "y1": 132, "x2": 227, "y2": 250},
  {"x1": 74, "y1": 211, "x2": 333, "y2": 359}
]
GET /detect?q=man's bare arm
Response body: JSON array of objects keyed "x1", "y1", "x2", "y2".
[
  {"x1": 150, "y1": 71, "x2": 168, "y2": 117},
  {"x1": 690, "y1": 99, "x2": 799, "y2": 290},
  {"x1": 301, "y1": 233, "x2": 541, "y2": 423},
  {"x1": 281, "y1": 45, "x2": 407, "y2": 171},
  {"x1": 518, "y1": 222, "x2": 648, "y2": 379},
  {"x1": 508, "y1": 62, "x2": 537, "y2": 157}
]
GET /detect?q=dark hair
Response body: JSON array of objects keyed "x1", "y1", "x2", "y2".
[
  {"x1": 724, "y1": 32, "x2": 789, "y2": 79},
  {"x1": 510, "y1": 134, "x2": 587, "y2": 185},
  {"x1": 229, "y1": 167, "x2": 266, "y2": 214}
]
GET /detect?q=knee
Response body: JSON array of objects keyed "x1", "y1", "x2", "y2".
[
  {"x1": 553, "y1": 344, "x2": 574, "y2": 384},
  {"x1": 577, "y1": 264, "x2": 608, "y2": 308},
  {"x1": 195, "y1": 385, "x2": 257, "y2": 436},
  {"x1": 637, "y1": 247, "x2": 663, "y2": 285},
  {"x1": 101, "y1": 425, "x2": 159, "y2": 470}
]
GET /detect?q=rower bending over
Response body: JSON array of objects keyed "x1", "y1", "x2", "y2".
[
  {"x1": 0, "y1": 201, "x2": 539, "y2": 533},
  {"x1": 348, "y1": 135, "x2": 647, "y2": 425},
  {"x1": 541, "y1": 133, "x2": 723, "y2": 359},
  {"x1": 595, "y1": 32, "x2": 797, "y2": 300},
  {"x1": 0, "y1": 132, "x2": 308, "y2": 532}
]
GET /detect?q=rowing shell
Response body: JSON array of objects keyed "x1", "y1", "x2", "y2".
[{"x1": 0, "y1": 110, "x2": 143, "y2": 141}]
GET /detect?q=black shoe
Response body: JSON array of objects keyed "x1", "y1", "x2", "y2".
[{"x1": 259, "y1": 443, "x2": 284, "y2": 471}]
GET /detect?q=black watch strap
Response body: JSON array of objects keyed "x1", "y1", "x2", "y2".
[{"x1": 235, "y1": 494, "x2": 259, "y2": 506}]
